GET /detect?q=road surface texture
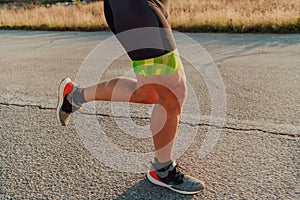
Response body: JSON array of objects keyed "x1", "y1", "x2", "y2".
[{"x1": 0, "y1": 31, "x2": 299, "y2": 199}]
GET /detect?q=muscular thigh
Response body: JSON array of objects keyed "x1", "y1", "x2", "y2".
[{"x1": 136, "y1": 67, "x2": 187, "y2": 105}]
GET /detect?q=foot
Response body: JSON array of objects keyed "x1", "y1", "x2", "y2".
[
  {"x1": 146, "y1": 161, "x2": 204, "y2": 195},
  {"x1": 57, "y1": 78, "x2": 82, "y2": 126}
]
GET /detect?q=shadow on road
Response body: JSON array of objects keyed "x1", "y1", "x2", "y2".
[
  {"x1": 187, "y1": 33, "x2": 300, "y2": 64},
  {"x1": 190, "y1": 33, "x2": 299, "y2": 48},
  {"x1": 114, "y1": 179, "x2": 195, "y2": 200}
]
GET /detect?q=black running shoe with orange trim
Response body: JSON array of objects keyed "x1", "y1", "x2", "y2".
[{"x1": 146, "y1": 161, "x2": 204, "y2": 195}]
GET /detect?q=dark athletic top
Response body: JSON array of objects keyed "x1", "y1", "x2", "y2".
[{"x1": 104, "y1": 0, "x2": 176, "y2": 60}]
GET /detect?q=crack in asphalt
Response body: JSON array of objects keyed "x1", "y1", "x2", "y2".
[
  {"x1": 184, "y1": 122, "x2": 299, "y2": 138},
  {"x1": 1, "y1": 102, "x2": 298, "y2": 139},
  {"x1": 0, "y1": 102, "x2": 54, "y2": 110}
]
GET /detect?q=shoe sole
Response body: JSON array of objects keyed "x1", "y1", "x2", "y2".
[
  {"x1": 56, "y1": 78, "x2": 72, "y2": 126},
  {"x1": 146, "y1": 172, "x2": 201, "y2": 195}
]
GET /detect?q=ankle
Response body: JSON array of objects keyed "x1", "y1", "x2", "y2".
[
  {"x1": 73, "y1": 88, "x2": 87, "y2": 105},
  {"x1": 152, "y1": 157, "x2": 173, "y2": 171}
]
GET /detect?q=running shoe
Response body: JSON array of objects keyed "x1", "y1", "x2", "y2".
[
  {"x1": 146, "y1": 161, "x2": 204, "y2": 195},
  {"x1": 57, "y1": 78, "x2": 82, "y2": 126}
]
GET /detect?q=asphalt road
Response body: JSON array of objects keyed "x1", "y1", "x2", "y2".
[{"x1": 0, "y1": 30, "x2": 299, "y2": 199}]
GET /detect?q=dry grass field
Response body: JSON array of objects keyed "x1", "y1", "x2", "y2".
[
  {"x1": 170, "y1": 0, "x2": 300, "y2": 32},
  {"x1": 0, "y1": 0, "x2": 299, "y2": 33}
]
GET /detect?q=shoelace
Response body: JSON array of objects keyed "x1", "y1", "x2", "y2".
[{"x1": 166, "y1": 164, "x2": 185, "y2": 184}]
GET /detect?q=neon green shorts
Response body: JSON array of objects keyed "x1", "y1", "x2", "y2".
[{"x1": 132, "y1": 49, "x2": 182, "y2": 76}]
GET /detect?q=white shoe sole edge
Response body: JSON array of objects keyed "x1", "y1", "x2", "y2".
[
  {"x1": 56, "y1": 78, "x2": 71, "y2": 125},
  {"x1": 146, "y1": 172, "x2": 201, "y2": 195}
]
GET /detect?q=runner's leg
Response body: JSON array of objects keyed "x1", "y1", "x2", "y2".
[
  {"x1": 82, "y1": 77, "x2": 158, "y2": 104},
  {"x1": 137, "y1": 67, "x2": 187, "y2": 162},
  {"x1": 83, "y1": 0, "x2": 184, "y2": 163}
]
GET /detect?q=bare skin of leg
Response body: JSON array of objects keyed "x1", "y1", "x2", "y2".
[{"x1": 82, "y1": 67, "x2": 187, "y2": 163}]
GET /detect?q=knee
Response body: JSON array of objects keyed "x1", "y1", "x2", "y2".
[
  {"x1": 157, "y1": 80, "x2": 187, "y2": 114},
  {"x1": 134, "y1": 85, "x2": 159, "y2": 104}
]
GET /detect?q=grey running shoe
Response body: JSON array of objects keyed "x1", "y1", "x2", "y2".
[
  {"x1": 146, "y1": 161, "x2": 204, "y2": 195},
  {"x1": 57, "y1": 78, "x2": 81, "y2": 126}
]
